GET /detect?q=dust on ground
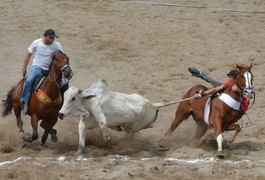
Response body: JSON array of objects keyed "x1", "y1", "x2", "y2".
[{"x1": 1, "y1": 0, "x2": 265, "y2": 179}]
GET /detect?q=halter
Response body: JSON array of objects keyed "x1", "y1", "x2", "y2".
[
  {"x1": 236, "y1": 71, "x2": 254, "y2": 98},
  {"x1": 235, "y1": 70, "x2": 255, "y2": 110},
  {"x1": 243, "y1": 71, "x2": 253, "y2": 96},
  {"x1": 48, "y1": 53, "x2": 72, "y2": 86}
]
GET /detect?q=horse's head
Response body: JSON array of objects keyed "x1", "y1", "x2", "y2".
[
  {"x1": 236, "y1": 63, "x2": 254, "y2": 99},
  {"x1": 51, "y1": 51, "x2": 73, "y2": 82}
]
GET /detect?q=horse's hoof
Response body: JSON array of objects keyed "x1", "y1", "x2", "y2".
[
  {"x1": 51, "y1": 135, "x2": 58, "y2": 143},
  {"x1": 216, "y1": 150, "x2": 230, "y2": 159},
  {"x1": 216, "y1": 151, "x2": 225, "y2": 159},
  {"x1": 41, "y1": 144, "x2": 48, "y2": 148},
  {"x1": 23, "y1": 133, "x2": 32, "y2": 142}
]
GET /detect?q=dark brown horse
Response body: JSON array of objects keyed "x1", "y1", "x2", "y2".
[
  {"x1": 2, "y1": 51, "x2": 72, "y2": 145},
  {"x1": 165, "y1": 64, "x2": 254, "y2": 157}
]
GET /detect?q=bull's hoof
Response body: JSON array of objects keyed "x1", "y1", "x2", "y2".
[
  {"x1": 75, "y1": 155, "x2": 86, "y2": 161},
  {"x1": 76, "y1": 148, "x2": 84, "y2": 155}
]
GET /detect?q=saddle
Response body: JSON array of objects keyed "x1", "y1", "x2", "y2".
[{"x1": 25, "y1": 74, "x2": 62, "y2": 106}]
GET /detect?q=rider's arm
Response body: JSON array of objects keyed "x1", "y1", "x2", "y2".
[
  {"x1": 23, "y1": 52, "x2": 32, "y2": 68},
  {"x1": 22, "y1": 52, "x2": 32, "y2": 76},
  {"x1": 194, "y1": 84, "x2": 225, "y2": 99},
  {"x1": 203, "y1": 85, "x2": 225, "y2": 96}
]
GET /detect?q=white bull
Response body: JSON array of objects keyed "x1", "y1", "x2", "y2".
[{"x1": 59, "y1": 79, "x2": 189, "y2": 153}]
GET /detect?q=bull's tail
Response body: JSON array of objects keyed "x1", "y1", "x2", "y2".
[
  {"x1": 153, "y1": 96, "x2": 195, "y2": 109},
  {"x1": 2, "y1": 86, "x2": 15, "y2": 117}
]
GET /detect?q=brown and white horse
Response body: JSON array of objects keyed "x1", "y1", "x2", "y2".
[{"x1": 166, "y1": 63, "x2": 254, "y2": 157}]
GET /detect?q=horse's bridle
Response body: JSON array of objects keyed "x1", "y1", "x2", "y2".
[
  {"x1": 235, "y1": 70, "x2": 255, "y2": 109},
  {"x1": 49, "y1": 54, "x2": 72, "y2": 86}
]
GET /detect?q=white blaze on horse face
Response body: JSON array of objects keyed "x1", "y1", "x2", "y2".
[{"x1": 244, "y1": 71, "x2": 254, "y2": 98}]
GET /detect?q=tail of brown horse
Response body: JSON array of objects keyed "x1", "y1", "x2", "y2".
[{"x1": 2, "y1": 86, "x2": 15, "y2": 117}]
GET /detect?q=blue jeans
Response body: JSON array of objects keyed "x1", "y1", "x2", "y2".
[{"x1": 21, "y1": 66, "x2": 48, "y2": 105}]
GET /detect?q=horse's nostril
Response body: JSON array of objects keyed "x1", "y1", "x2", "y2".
[
  {"x1": 63, "y1": 67, "x2": 73, "y2": 80},
  {"x1": 58, "y1": 113, "x2": 64, "y2": 120}
]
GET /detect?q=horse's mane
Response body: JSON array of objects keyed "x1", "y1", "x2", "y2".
[{"x1": 48, "y1": 51, "x2": 65, "y2": 70}]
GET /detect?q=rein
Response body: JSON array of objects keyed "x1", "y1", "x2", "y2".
[
  {"x1": 48, "y1": 56, "x2": 64, "y2": 87},
  {"x1": 235, "y1": 70, "x2": 255, "y2": 124},
  {"x1": 35, "y1": 52, "x2": 71, "y2": 106},
  {"x1": 224, "y1": 70, "x2": 255, "y2": 113},
  {"x1": 246, "y1": 91, "x2": 255, "y2": 110}
]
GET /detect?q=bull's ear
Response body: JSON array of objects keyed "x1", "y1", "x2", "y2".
[{"x1": 83, "y1": 95, "x2": 96, "y2": 100}]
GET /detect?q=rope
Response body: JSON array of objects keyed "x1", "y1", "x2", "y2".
[
  {"x1": 244, "y1": 112, "x2": 254, "y2": 126},
  {"x1": 121, "y1": 0, "x2": 265, "y2": 14},
  {"x1": 155, "y1": 96, "x2": 195, "y2": 109}
]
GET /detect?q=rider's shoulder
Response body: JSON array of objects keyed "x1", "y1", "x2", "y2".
[
  {"x1": 223, "y1": 79, "x2": 232, "y2": 88},
  {"x1": 33, "y1": 38, "x2": 42, "y2": 43}
]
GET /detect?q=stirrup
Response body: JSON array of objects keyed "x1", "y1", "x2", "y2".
[{"x1": 21, "y1": 104, "x2": 29, "y2": 115}]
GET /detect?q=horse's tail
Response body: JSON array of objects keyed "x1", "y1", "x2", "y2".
[
  {"x1": 153, "y1": 96, "x2": 195, "y2": 109},
  {"x1": 2, "y1": 86, "x2": 15, "y2": 117}
]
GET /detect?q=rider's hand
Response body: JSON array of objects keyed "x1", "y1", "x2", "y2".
[
  {"x1": 22, "y1": 66, "x2": 27, "y2": 76},
  {"x1": 194, "y1": 90, "x2": 206, "y2": 99},
  {"x1": 232, "y1": 84, "x2": 240, "y2": 93},
  {"x1": 193, "y1": 94, "x2": 201, "y2": 99}
]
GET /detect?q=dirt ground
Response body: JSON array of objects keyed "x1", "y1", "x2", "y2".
[{"x1": 1, "y1": 0, "x2": 265, "y2": 179}]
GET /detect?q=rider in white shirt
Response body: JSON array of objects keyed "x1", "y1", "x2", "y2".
[{"x1": 21, "y1": 29, "x2": 67, "y2": 115}]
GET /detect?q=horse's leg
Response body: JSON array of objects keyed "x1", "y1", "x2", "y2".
[
  {"x1": 40, "y1": 119, "x2": 58, "y2": 145},
  {"x1": 165, "y1": 103, "x2": 191, "y2": 136},
  {"x1": 50, "y1": 128, "x2": 58, "y2": 143},
  {"x1": 226, "y1": 123, "x2": 241, "y2": 144},
  {"x1": 24, "y1": 114, "x2": 39, "y2": 142},
  {"x1": 40, "y1": 120, "x2": 57, "y2": 143},
  {"x1": 213, "y1": 120, "x2": 223, "y2": 152},
  {"x1": 192, "y1": 119, "x2": 208, "y2": 147},
  {"x1": 11, "y1": 83, "x2": 25, "y2": 134},
  {"x1": 13, "y1": 104, "x2": 24, "y2": 134},
  {"x1": 41, "y1": 130, "x2": 49, "y2": 146}
]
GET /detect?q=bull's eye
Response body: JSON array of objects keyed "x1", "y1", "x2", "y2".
[{"x1": 72, "y1": 97, "x2": 75, "y2": 101}]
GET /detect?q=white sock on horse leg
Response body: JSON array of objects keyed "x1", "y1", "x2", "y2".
[{"x1": 217, "y1": 134, "x2": 223, "y2": 152}]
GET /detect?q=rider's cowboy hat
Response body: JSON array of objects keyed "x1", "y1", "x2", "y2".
[
  {"x1": 43, "y1": 29, "x2": 58, "y2": 38},
  {"x1": 226, "y1": 70, "x2": 239, "y2": 77}
]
